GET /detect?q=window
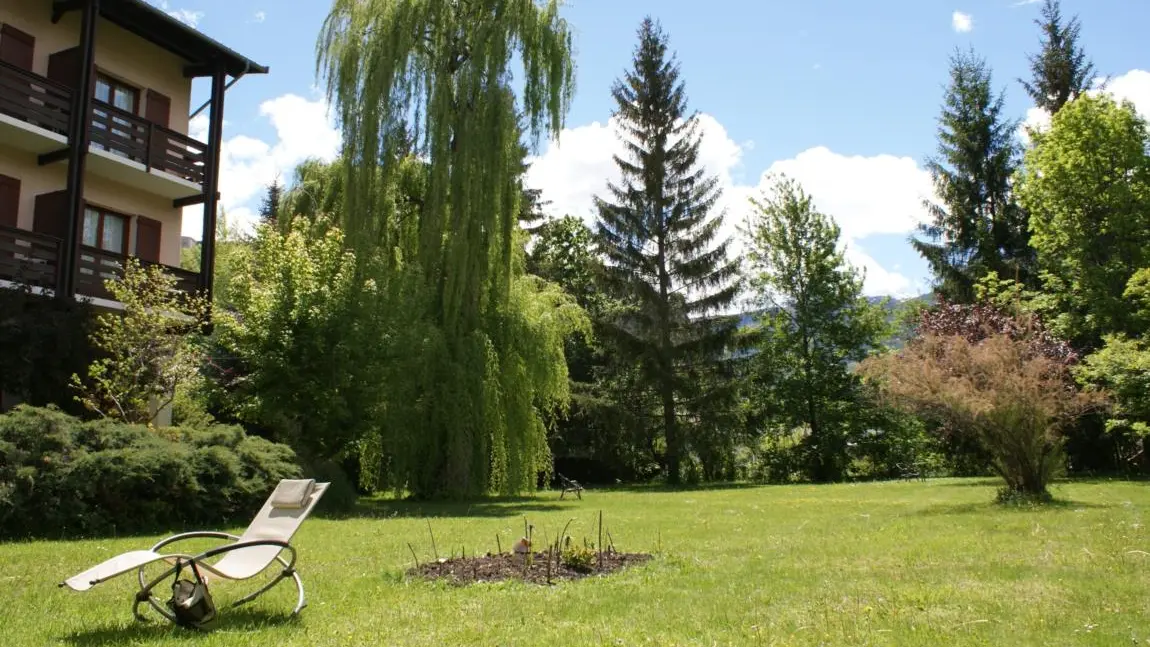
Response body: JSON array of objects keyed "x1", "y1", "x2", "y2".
[
  {"x1": 94, "y1": 74, "x2": 138, "y2": 113},
  {"x1": 82, "y1": 207, "x2": 128, "y2": 254},
  {"x1": 92, "y1": 73, "x2": 140, "y2": 159}
]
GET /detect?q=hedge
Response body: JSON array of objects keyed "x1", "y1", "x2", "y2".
[{"x1": 0, "y1": 405, "x2": 303, "y2": 539}]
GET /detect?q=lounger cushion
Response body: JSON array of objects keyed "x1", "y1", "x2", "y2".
[{"x1": 269, "y1": 479, "x2": 316, "y2": 509}]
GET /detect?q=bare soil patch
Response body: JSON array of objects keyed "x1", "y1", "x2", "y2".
[{"x1": 409, "y1": 549, "x2": 653, "y2": 586}]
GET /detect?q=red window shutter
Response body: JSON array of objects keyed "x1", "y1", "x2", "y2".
[
  {"x1": 135, "y1": 216, "x2": 162, "y2": 263},
  {"x1": 47, "y1": 47, "x2": 81, "y2": 89},
  {"x1": 0, "y1": 24, "x2": 35, "y2": 71},
  {"x1": 0, "y1": 174, "x2": 20, "y2": 228},
  {"x1": 144, "y1": 90, "x2": 170, "y2": 128},
  {"x1": 33, "y1": 190, "x2": 70, "y2": 239}
]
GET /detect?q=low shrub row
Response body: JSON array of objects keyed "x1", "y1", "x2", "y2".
[{"x1": 0, "y1": 405, "x2": 303, "y2": 539}]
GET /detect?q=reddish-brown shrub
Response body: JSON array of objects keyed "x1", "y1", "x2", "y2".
[{"x1": 861, "y1": 306, "x2": 1105, "y2": 500}]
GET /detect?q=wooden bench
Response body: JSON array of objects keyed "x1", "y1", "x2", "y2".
[
  {"x1": 558, "y1": 474, "x2": 584, "y2": 500},
  {"x1": 896, "y1": 462, "x2": 927, "y2": 482}
]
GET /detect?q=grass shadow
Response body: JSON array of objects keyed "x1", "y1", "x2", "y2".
[
  {"x1": 913, "y1": 498, "x2": 1111, "y2": 517},
  {"x1": 329, "y1": 496, "x2": 577, "y2": 521},
  {"x1": 595, "y1": 481, "x2": 764, "y2": 494},
  {"x1": 61, "y1": 608, "x2": 299, "y2": 646}
]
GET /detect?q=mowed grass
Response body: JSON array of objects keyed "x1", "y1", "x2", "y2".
[{"x1": 1, "y1": 478, "x2": 1148, "y2": 646}]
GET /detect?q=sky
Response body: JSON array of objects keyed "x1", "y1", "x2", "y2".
[{"x1": 154, "y1": 0, "x2": 1150, "y2": 298}]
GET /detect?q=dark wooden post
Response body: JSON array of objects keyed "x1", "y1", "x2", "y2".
[
  {"x1": 198, "y1": 61, "x2": 226, "y2": 300},
  {"x1": 58, "y1": 0, "x2": 98, "y2": 299}
]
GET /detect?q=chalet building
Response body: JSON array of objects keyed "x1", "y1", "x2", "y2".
[{"x1": 0, "y1": 0, "x2": 266, "y2": 306}]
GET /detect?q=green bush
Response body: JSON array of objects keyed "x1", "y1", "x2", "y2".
[{"x1": 0, "y1": 405, "x2": 303, "y2": 539}]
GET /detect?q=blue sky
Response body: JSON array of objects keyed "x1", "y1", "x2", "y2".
[{"x1": 161, "y1": 0, "x2": 1150, "y2": 297}]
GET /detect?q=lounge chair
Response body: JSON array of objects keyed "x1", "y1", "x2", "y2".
[{"x1": 61, "y1": 478, "x2": 329, "y2": 625}]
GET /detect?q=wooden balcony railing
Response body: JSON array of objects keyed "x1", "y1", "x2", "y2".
[
  {"x1": 0, "y1": 60, "x2": 206, "y2": 186},
  {"x1": 0, "y1": 225, "x2": 61, "y2": 290},
  {"x1": 90, "y1": 101, "x2": 207, "y2": 185},
  {"x1": 0, "y1": 225, "x2": 200, "y2": 302},
  {"x1": 0, "y1": 60, "x2": 71, "y2": 135}
]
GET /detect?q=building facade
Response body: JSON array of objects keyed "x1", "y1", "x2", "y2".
[{"x1": 0, "y1": 0, "x2": 266, "y2": 306}]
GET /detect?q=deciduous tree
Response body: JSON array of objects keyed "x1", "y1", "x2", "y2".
[{"x1": 742, "y1": 176, "x2": 887, "y2": 482}]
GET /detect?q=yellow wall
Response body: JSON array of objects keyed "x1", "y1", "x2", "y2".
[
  {"x1": 0, "y1": 0, "x2": 192, "y2": 136},
  {"x1": 0, "y1": 146, "x2": 184, "y2": 267}
]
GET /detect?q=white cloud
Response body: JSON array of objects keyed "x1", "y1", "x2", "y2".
[
  {"x1": 182, "y1": 94, "x2": 341, "y2": 237},
  {"x1": 252, "y1": 11, "x2": 267, "y2": 23},
  {"x1": 168, "y1": 9, "x2": 204, "y2": 27},
  {"x1": 144, "y1": 1, "x2": 203, "y2": 28},
  {"x1": 525, "y1": 115, "x2": 933, "y2": 297},
  {"x1": 952, "y1": 11, "x2": 973, "y2": 33},
  {"x1": 1011, "y1": 0, "x2": 1041, "y2": 6}
]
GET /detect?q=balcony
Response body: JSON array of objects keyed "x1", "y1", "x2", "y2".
[
  {"x1": 0, "y1": 224, "x2": 199, "y2": 304},
  {"x1": 0, "y1": 60, "x2": 206, "y2": 200}
]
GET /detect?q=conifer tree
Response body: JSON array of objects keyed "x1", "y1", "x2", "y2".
[
  {"x1": 259, "y1": 177, "x2": 283, "y2": 226},
  {"x1": 912, "y1": 49, "x2": 1031, "y2": 302},
  {"x1": 594, "y1": 17, "x2": 741, "y2": 485},
  {"x1": 1021, "y1": 0, "x2": 1096, "y2": 115}
]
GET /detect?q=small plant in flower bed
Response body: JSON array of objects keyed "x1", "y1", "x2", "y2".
[{"x1": 561, "y1": 541, "x2": 597, "y2": 573}]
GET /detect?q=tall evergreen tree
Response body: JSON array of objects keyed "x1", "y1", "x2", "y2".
[
  {"x1": 594, "y1": 17, "x2": 741, "y2": 485},
  {"x1": 742, "y1": 176, "x2": 887, "y2": 482},
  {"x1": 259, "y1": 177, "x2": 283, "y2": 226},
  {"x1": 912, "y1": 49, "x2": 1031, "y2": 303},
  {"x1": 1020, "y1": 0, "x2": 1096, "y2": 115}
]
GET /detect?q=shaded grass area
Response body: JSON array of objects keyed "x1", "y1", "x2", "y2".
[{"x1": 1, "y1": 478, "x2": 1148, "y2": 645}]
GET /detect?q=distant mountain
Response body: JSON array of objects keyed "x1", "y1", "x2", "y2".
[{"x1": 733, "y1": 292, "x2": 936, "y2": 352}]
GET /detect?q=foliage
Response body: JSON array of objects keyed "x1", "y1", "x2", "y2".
[
  {"x1": 741, "y1": 176, "x2": 889, "y2": 482},
  {"x1": 860, "y1": 310, "x2": 1104, "y2": 499},
  {"x1": 70, "y1": 259, "x2": 209, "y2": 425},
  {"x1": 1019, "y1": 0, "x2": 1095, "y2": 115},
  {"x1": 178, "y1": 211, "x2": 254, "y2": 310},
  {"x1": 0, "y1": 405, "x2": 301, "y2": 539},
  {"x1": 1070, "y1": 268, "x2": 1150, "y2": 472},
  {"x1": 560, "y1": 541, "x2": 596, "y2": 573},
  {"x1": 1073, "y1": 335, "x2": 1150, "y2": 471},
  {"x1": 593, "y1": 17, "x2": 742, "y2": 484},
  {"x1": 0, "y1": 285, "x2": 94, "y2": 415},
  {"x1": 317, "y1": 0, "x2": 580, "y2": 498},
  {"x1": 1016, "y1": 93, "x2": 1150, "y2": 347},
  {"x1": 912, "y1": 48, "x2": 1032, "y2": 302},
  {"x1": 209, "y1": 217, "x2": 376, "y2": 461}
]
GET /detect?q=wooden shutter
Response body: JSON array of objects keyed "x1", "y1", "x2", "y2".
[
  {"x1": 33, "y1": 190, "x2": 71, "y2": 239},
  {"x1": 47, "y1": 47, "x2": 82, "y2": 89},
  {"x1": 135, "y1": 216, "x2": 162, "y2": 263},
  {"x1": 0, "y1": 24, "x2": 35, "y2": 71},
  {"x1": 0, "y1": 174, "x2": 20, "y2": 228},
  {"x1": 144, "y1": 90, "x2": 170, "y2": 128}
]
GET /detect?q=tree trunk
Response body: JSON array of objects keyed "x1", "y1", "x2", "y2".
[{"x1": 662, "y1": 379, "x2": 680, "y2": 485}]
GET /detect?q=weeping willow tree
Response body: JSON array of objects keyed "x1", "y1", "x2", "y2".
[{"x1": 317, "y1": 0, "x2": 581, "y2": 498}]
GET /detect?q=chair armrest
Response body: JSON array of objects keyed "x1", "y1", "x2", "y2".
[{"x1": 150, "y1": 531, "x2": 242, "y2": 553}]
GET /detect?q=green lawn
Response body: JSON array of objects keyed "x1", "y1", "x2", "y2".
[{"x1": 1, "y1": 478, "x2": 1148, "y2": 646}]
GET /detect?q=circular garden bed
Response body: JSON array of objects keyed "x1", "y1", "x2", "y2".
[{"x1": 409, "y1": 549, "x2": 653, "y2": 586}]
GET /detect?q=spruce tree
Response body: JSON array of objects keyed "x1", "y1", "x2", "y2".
[
  {"x1": 912, "y1": 49, "x2": 1031, "y2": 302},
  {"x1": 1020, "y1": 0, "x2": 1096, "y2": 115},
  {"x1": 594, "y1": 17, "x2": 741, "y2": 485},
  {"x1": 259, "y1": 177, "x2": 283, "y2": 226}
]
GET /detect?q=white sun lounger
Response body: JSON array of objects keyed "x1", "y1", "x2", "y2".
[{"x1": 61, "y1": 478, "x2": 329, "y2": 624}]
